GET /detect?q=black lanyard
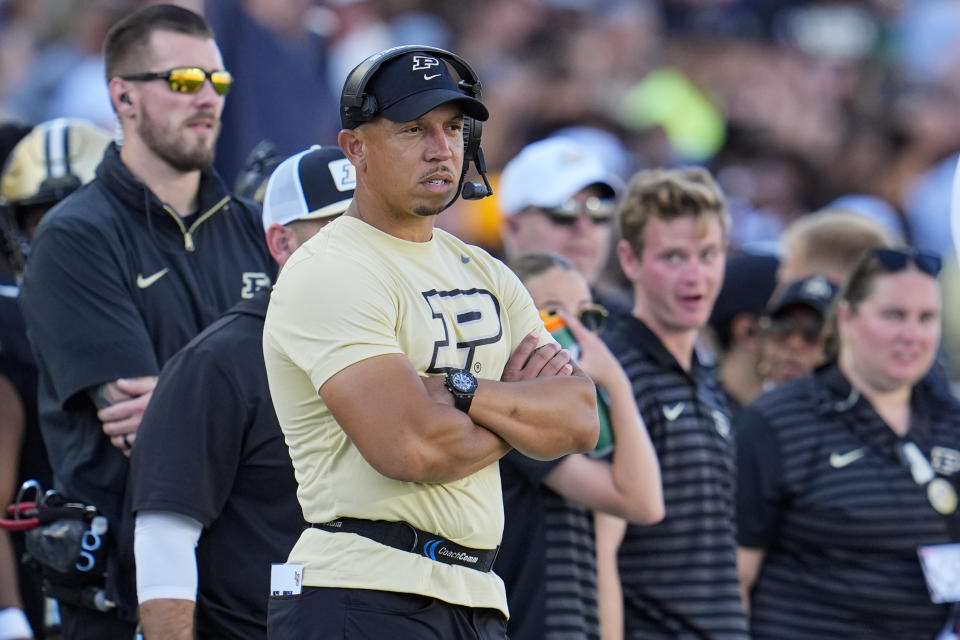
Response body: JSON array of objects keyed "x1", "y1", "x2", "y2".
[{"x1": 829, "y1": 387, "x2": 960, "y2": 541}]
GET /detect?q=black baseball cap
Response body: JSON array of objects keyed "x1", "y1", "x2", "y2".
[
  {"x1": 768, "y1": 275, "x2": 838, "y2": 318},
  {"x1": 710, "y1": 253, "x2": 780, "y2": 326},
  {"x1": 342, "y1": 51, "x2": 489, "y2": 129}
]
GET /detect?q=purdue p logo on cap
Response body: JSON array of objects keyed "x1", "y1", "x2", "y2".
[{"x1": 411, "y1": 55, "x2": 440, "y2": 72}]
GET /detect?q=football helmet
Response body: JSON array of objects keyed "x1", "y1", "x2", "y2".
[{"x1": 0, "y1": 118, "x2": 111, "y2": 273}]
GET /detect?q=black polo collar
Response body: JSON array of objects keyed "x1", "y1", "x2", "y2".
[
  {"x1": 606, "y1": 314, "x2": 706, "y2": 383},
  {"x1": 95, "y1": 142, "x2": 232, "y2": 220},
  {"x1": 815, "y1": 362, "x2": 946, "y2": 455}
]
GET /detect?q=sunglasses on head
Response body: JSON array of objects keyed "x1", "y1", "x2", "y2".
[
  {"x1": 540, "y1": 196, "x2": 616, "y2": 226},
  {"x1": 541, "y1": 304, "x2": 609, "y2": 334},
  {"x1": 760, "y1": 314, "x2": 823, "y2": 346},
  {"x1": 872, "y1": 247, "x2": 942, "y2": 277},
  {"x1": 120, "y1": 67, "x2": 233, "y2": 96}
]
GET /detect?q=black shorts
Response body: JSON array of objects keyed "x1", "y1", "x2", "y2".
[{"x1": 267, "y1": 587, "x2": 508, "y2": 640}]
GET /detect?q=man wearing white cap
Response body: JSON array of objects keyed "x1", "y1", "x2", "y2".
[
  {"x1": 129, "y1": 146, "x2": 354, "y2": 640},
  {"x1": 499, "y1": 137, "x2": 623, "y2": 291}
]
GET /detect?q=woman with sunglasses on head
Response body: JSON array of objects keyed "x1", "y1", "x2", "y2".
[
  {"x1": 495, "y1": 252, "x2": 664, "y2": 640},
  {"x1": 736, "y1": 246, "x2": 960, "y2": 639}
]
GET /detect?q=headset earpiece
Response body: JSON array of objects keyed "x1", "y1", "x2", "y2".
[
  {"x1": 120, "y1": 93, "x2": 131, "y2": 105},
  {"x1": 358, "y1": 95, "x2": 377, "y2": 122},
  {"x1": 463, "y1": 117, "x2": 481, "y2": 165}
]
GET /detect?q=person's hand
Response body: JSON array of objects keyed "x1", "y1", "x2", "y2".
[
  {"x1": 98, "y1": 376, "x2": 157, "y2": 456},
  {"x1": 501, "y1": 331, "x2": 573, "y2": 382},
  {"x1": 557, "y1": 310, "x2": 626, "y2": 391}
]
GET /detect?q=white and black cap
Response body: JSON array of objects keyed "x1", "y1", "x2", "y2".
[{"x1": 261, "y1": 145, "x2": 356, "y2": 231}]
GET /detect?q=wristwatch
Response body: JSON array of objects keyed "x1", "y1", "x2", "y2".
[{"x1": 444, "y1": 368, "x2": 478, "y2": 413}]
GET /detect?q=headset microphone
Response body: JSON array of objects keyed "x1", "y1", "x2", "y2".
[{"x1": 461, "y1": 147, "x2": 494, "y2": 200}]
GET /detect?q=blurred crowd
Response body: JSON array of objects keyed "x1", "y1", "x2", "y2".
[
  {"x1": 6, "y1": 0, "x2": 960, "y2": 374},
  {"x1": 4, "y1": 2, "x2": 960, "y2": 639}
]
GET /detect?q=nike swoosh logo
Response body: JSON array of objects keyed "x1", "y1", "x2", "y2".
[
  {"x1": 136, "y1": 268, "x2": 169, "y2": 289},
  {"x1": 423, "y1": 73, "x2": 441, "y2": 80},
  {"x1": 830, "y1": 447, "x2": 866, "y2": 469},
  {"x1": 662, "y1": 402, "x2": 684, "y2": 422}
]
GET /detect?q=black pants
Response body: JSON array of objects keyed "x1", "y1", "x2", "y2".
[
  {"x1": 58, "y1": 602, "x2": 138, "y2": 640},
  {"x1": 268, "y1": 587, "x2": 508, "y2": 639}
]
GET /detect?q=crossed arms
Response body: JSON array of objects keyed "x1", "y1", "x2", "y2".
[{"x1": 321, "y1": 331, "x2": 601, "y2": 483}]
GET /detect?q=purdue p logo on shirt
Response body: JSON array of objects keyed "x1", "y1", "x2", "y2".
[{"x1": 423, "y1": 288, "x2": 503, "y2": 373}]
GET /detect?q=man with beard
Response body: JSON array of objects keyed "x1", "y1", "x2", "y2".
[{"x1": 19, "y1": 5, "x2": 273, "y2": 638}]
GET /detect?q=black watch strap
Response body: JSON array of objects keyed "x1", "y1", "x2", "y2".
[{"x1": 452, "y1": 391, "x2": 473, "y2": 413}]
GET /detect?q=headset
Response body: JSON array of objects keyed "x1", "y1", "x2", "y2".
[{"x1": 340, "y1": 45, "x2": 494, "y2": 205}]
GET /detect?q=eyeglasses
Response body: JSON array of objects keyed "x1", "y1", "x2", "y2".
[
  {"x1": 541, "y1": 303, "x2": 609, "y2": 334},
  {"x1": 120, "y1": 67, "x2": 233, "y2": 96},
  {"x1": 760, "y1": 315, "x2": 823, "y2": 346},
  {"x1": 873, "y1": 247, "x2": 942, "y2": 277},
  {"x1": 540, "y1": 196, "x2": 616, "y2": 226}
]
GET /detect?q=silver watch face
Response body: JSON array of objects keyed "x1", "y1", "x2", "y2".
[{"x1": 450, "y1": 370, "x2": 477, "y2": 393}]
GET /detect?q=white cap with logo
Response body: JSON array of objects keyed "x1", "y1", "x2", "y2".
[
  {"x1": 261, "y1": 145, "x2": 356, "y2": 231},
  {"x1": 497, "y1": 136, "x2": 623, "y2": 217}
]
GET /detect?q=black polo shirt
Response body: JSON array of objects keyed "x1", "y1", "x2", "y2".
[
  {"x1": 736, "y1": 364, "x2": 959, "y2": 639},
  {"x1": 604, "y1": 315, "x2": 748, "y2": 640},
  {"x1": 18, "y1": 144, "x2": 275, "y2": 617},
  {"x1": 497, "y1": 452, "x2": 600, "y2": 640},
  {"x1": 130, "y1": 290, "x2": 302, "y2": 640}
]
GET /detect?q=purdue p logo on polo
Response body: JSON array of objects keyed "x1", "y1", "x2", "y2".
[{"x1": 241, "y1": 272, "x2": 271, "y2": 299}]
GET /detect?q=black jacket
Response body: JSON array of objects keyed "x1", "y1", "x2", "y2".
[{"x1": 20, "y1": 143, "x2": 275, "y2": 619}]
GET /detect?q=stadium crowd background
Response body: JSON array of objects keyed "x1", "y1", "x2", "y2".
[
  {"x1": 2, "y1": 0, "x2": 960, "y2": 379},
  {"x1": 9, "y1": 0, "x2": 957, "y2": 377},
  {"x1": 1, "y1": 5, "x2": 958, "y2": 251},
  {"x1": 3, "y1": 1, "x2": 960, "y2": 638}
]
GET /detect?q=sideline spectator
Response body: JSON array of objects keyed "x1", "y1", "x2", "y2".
[
  {"x1": 737, "y1": 247, "x2": 960, "y2": 639},
  {"x1": 499, "y1": 136, "x2": 629, "y2": 329},
  {"x1": 18, "y1": 6, "x2": 274, "y2": 637},
  {"x1": 131, "y1": 145, "x2": 353, "y2": 640},
  {"x1": 755, "y1": 275, "x2": 837, "y2": 388},
  {"x1": 497, "y1": 252, "x2": 663, "y2": 640},
  {"x1": 205, "y1": 0, "x2": 340, "y2": 184},
  {"x1": 708, "y1": 251, "x2": 780, "y2": 411},
  {"x1": 0, "y1": 117, "x2": 111, "y2": 640},
  {"x1": 778, "y1": 209, "x2": 893, "y2": 286},
  {"x1": 596, "y1": 166, "x2": 748, "y2": 640}
]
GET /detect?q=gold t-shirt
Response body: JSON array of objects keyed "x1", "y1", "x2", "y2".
[{"x1": 263, "y1": 215, "x2": 550, "y2": 616}]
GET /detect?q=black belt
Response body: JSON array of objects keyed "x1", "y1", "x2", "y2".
[{"x1": 311, "y1": 518, "x2": 498, "y2": 572}]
